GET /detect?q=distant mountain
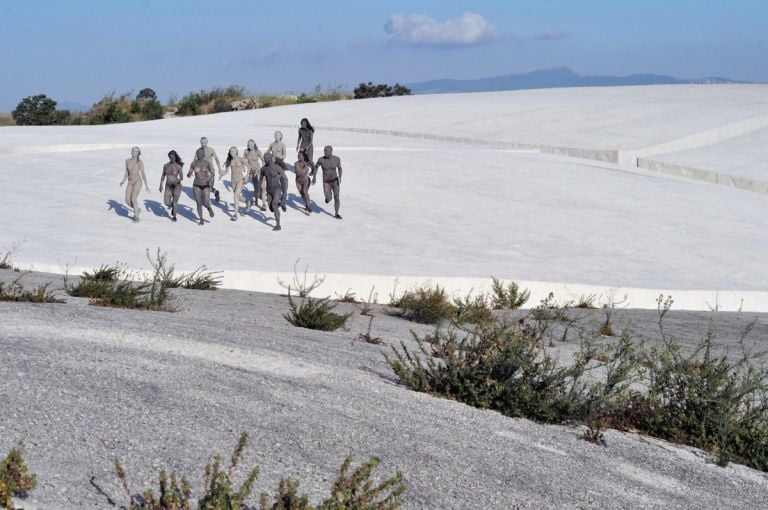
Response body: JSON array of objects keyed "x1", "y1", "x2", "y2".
[{"x1": 406, "y1": 67, "x2": 744, "y2": 94}]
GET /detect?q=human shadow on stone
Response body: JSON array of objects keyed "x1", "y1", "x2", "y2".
[
  {"x1": 175, "y1": 204, "x2": 198, "y2": 222},
  {"x1": 285, "y1": 193, "x2": 311, "y2": 215},
  {"x1": 144, "y1": 199, "x2": 171, "y2": 219},
  {"x1": 106, "y1": 199, "x2": 131, "y2": 219},
  {"x1": 240, "y1": 207, "x2": 272, "y2": 227}
]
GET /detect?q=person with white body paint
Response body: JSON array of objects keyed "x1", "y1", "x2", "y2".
[{"x1": 119, "y1": 146, "x2": 149, "y2": 223}]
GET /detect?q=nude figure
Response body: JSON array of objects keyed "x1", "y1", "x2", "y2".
[
  {"x1": 119, "y1": 146, "x2": 149, "y2": 223},
  {"x1": 296, "y1": 118, "x2": 315, "y2": 169},
  {"x1": 294, "y1": 150, "x2": 313, "y2": 213},
  {"x1": 244, "y1": 139, "x2": 267, "y2": 211},
  {"x1": 158, "y1": 150, "x2": 184, "y2": 222},
  {"x1": 267, "y1": 131, "x2": 288, "y2": 170},
  {"x1": 187, "y1": 147, "x2": 216, "y2": 226},
  {"x1": 193, "y1": 137, "x2": 222, "y2": 202},
  {"x1": 312, "y1": 145, "x2": 343, "y2": 219},
  {"x1": 259, "y1": 153, "x2": 289, "y2": 231},
  {"x1": 221, "y1": 146, "x2": 250, "y2": 221}
]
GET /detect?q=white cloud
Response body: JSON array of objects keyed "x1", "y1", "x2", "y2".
[{"x1": 384, "y1": 12, "x2": 502, "y2": 47}]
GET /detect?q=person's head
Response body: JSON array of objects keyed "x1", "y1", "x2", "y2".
[
  {"x1": 200, "y1": 137, "x2": 209, "y2": 147},
  {"x1": 300, "y1": 118, "x2": 314, "y2": 132},
  {"x1": 168, "y1": 150, "x2": 182, "y2": 165},
  {"x1": 131, "y1": 146, "x2": 141, "y2": 158},
  {"x1": 195, "y1": 147, "x2": 206, "y2": 160},
  {"x1": 247, "y1": 139, "x2": 257, "y2": 151},
  {"x1": 274, "y1": 130, "x2": 283, "y2": 142},
  {"x1": 225, "y1": 146, "x2": 237, "y2": 167},
  {"x1": 264, "y1": 153, "x2": 274, "y2": 164},
  {"x1": 297, "y1": 150, "x2": 307, "y2": 162},
  {"x1": 323, "y1": 145, "x2": 333, "y2": 157}
]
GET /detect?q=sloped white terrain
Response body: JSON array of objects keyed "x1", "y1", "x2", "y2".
[{"x1": 1, "y1": 85, "x2": 768, "y2": 310}]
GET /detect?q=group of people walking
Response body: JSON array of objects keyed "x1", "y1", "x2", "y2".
[{"x1": 119, "y1": 118, "x2": 344, "y2": 231}]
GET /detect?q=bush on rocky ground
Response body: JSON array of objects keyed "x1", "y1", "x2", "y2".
[
  {"x1": 0, "y1": 444, "x2": 37, "y2": 509},
  {"x1": 387, "y1": 295, "x2": 768, "y2": 471},
  {"x1": 116, "y1": 432, "x2": 405, "y2": 510}
]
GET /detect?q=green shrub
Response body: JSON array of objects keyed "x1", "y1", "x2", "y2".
[
  {"x1": 385, "y1": 321, "x2": 620, "y2": 423},
  {"x1": 489, "y1": 278, "x2": 530, "y2": 310},
  {"x1": 284, "y1": 290, "x2": 351, "y2": 331},
  {"x1": 117, "y1": 433, "x2": 405, "y2": 510},
  {"x1": 0, "y1": 444, "x2": 37, "y2": 509},
  {"x1": 615, "y1": 297, "x2": 768, "y2": 470},
  {"x1": 11, "y1": 94, "x2": 70, "y2": 125},
  {"x1": 65, "y1": 250, "x2": 178, "y2": 311},
  {"x1": 141, "y1": 98, "x2": 165, "y2": 120},
  {"x1": 452, "y1": 292, "x2": 494, "y2": 325},
  {"x1": 0, "y1": 279, "x2": 63, "y2": 303},
  {"x1": 389, "y1": 284, "x2": 455, "y2": 325}
]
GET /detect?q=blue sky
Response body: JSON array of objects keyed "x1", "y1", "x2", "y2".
[{"x1": 1, "y1": 0, "x2": 765, "y2": 111}]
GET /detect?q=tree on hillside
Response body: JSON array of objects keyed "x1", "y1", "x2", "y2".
[
  {"x1": 353, "y1": 82, "x2": 412, "y2": 99},
  {"x1": 136, "y1": 88, "x2": 157, "y2": 102},
  {"x1": 12, "y1": 94, "x2": 70, "y2": 125}
]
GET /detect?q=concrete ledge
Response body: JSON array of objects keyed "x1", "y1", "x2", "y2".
[
  {"x1": 637, "y1": 158, "x2": 768, "y2": 193},
  {"x1": 18, "y1": 263, "x2": 768, "y2": 312}
]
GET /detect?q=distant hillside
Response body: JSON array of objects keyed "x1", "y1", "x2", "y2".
[{"x1": 407, "y1": 67, "x2": 743, "y2": 94}]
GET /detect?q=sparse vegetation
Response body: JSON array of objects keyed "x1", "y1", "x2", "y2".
[
  {"x1": 354, "y1": 316, "x2": 384, "y2": 345},
  {"x1": 116, "y1": 433, "x2": 405, "y2": 510},
  {"x1": 612, "y1": 296, "x2": 768, "y2": 470},
  {"x1": 490, "y1": 277, "x2": 530, "y2": 310},
  {"x1": 452, "y1": 291, "x2": 494, "y2": 324},
  {"x1": 0, "y1": 278, "x2": 63, "y2": 303},
  {"x1": 65, "y1": 251, "x2": 219, "y2": 310},
  {"x1": 335, "y1": 289, "x2": 360, "y2": 304},
  {"x1": 386, "y1": 294, "x2": 768, "y2": 471},
  {"x1": 388, "y1": 284, "x2": 455, "y2": 325},
  {"x1": 0, "y1": 444, "x2": 37, "y2": 509},
  {"x1": 361, "y1": 286, "x2": 378, "y2": 317},
  {"x1": 285, "y1": 288, "x2": 351, "y2": 332}
]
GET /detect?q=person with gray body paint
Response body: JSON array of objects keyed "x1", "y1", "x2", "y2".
[
  {"x1": 259, "y1": 153, "x2": 289, "y2": 231},
  {"x1": 193, "y1": 137, "x2": 223, "y2": 202},
  {"x1": 244, "y1": 139, "x2": 267, "y2": 211},
  {"x1": 159, "y1": 150, "x2": 184, "y2": 222},
  {"x1": 267, "y1": 130, "x2": 288, "y2": 171},
  {"x1": 221, "y1": 146, "x2": 250, "y2": 221},
  {"x1": 296, "y1": 118, "x2": 314, "y2": 169},
  {"x1": 294, "y1": 150, "x2": 313, "y2": 213},
  {"x1": 119, "y1": 146, "x2": 149, "y2": 223},
  {"x1": 312, "y1": 145, "x2": 343, "y2": 219},
  {"x1": 187, "y1": 147, "x2": 216, "y2": 226}
]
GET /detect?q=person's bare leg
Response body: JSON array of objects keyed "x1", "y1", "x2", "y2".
[
  {"x1": 231, "y1": 180, "x2": 245, "y2": 220},
  {"x1": 171, "y1": 184, "x2": 181, "y2": 221},
  {"x1": 130, "y1": 182, "x2": 142, "y2": 222},
  {"x1": 332, "y1": 181, "x2": 341, "y2": 219},
  {"x1": 193, "y1": 186, "x2": 204, "y2": 225}
]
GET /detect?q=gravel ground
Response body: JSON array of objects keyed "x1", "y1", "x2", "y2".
[{"x1": 1, "y1": 269, "x2": 767, "y2": 509}]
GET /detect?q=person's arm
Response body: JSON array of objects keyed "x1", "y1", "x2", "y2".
[
  {"x1": 259, "y1": 169, "x2": 266, "y2": 190},
  {"x1": 187, "y1": 164, "x2": 194, "y2": 179},
  {"x1": 337, "y1": 158, "x2": 342, "y2": 184},
  {"x1": 159, "y1": 165, "x2": 166, "y2": 192},
  {"x1": 280, "y1": 169, "x2": 288, "y2": 203},
  {"x1": 179, "y1": 163, "x2": 184, "y2": 182},
  {"x1": 211, "y1": 149, "x2": 222, "y2": 174},
  {"x1": 119, "y1": 162, "x2": 128, "y2": 186},
  {"x1": 140, "y1": 161, "x2": 150, "y2": 191},
  {"x1": 311, "y1": 160, "x2": 319, "y2": 184}
]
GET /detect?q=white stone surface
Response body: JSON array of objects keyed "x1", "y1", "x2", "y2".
[{"x1": 1, "y1": 85, "x2": 767, "y2": 310}]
